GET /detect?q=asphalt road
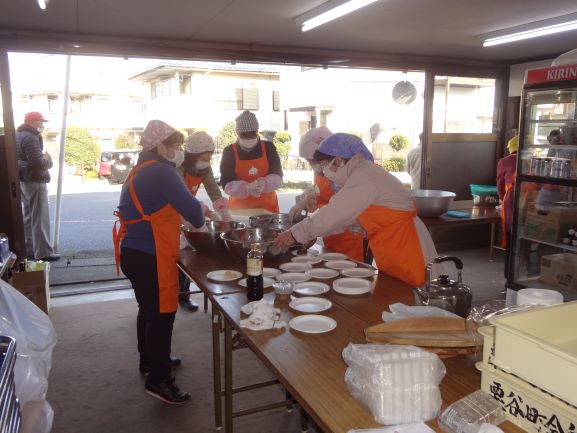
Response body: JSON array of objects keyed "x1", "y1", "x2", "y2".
[{"x1": 48, "y1": 181, "x2": 301, "y2": 257}]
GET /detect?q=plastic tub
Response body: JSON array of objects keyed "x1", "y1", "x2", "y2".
[{"x1": 488, "y1": 301, "x2": 577, "y2": 405}]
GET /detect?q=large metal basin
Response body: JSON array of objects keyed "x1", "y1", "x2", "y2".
[
  {"x1": 221, "y1": 227, "x2": 313, "y2": 260},
  {"x1": 182, "y1": 221, "x2": 245, "y2": 252},
  {"x1": 249, "y1": 213, "x2": 292, "y2": 229},
  {"x1": 411, "y1": 189, "x2": 456, "y2": 218}
]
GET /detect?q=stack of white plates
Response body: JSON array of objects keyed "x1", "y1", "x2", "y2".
[
  {"x1": 332, "y1": 277, "x2": 372, "y2": 295},
  {"x1": 325, "y1": 260, "x2": 356, "y2": 270},
  {"x1": 279, "y1": 262, "x2": 313, "y2": 273}
]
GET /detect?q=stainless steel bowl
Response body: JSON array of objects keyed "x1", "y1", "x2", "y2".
[
  {"x1": 411, "y1": 189, "x2": 456, "y2": 218},
  {"x1": 182, "y1": 221, "x2": 245, "y2": 252},
  {"x1": 220, "y1": 227, "x2": 287, "y2": 260},
  {"x1": 249, "y1": 213, "x2": 292, "y2": 228}
]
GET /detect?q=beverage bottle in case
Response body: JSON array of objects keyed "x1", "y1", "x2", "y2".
[{"x1": 246, "y1": 243, "x2": 264, "y2": 301}]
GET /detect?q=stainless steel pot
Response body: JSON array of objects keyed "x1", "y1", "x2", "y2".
[
  {"x1": 182, "y1": 221, "x2": 245, "y2": 252},
  {"x1": 413, "y1": 256, "x2": 472, "y2": 318},
  {"x1": 411, "y1": 189, "x2": 456, "y2": 218}
]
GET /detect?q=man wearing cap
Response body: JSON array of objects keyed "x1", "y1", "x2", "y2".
[
  {"x1": 219, "y1": 111, "x2": 283, "y2": 213},
  {"x1": 274, "y1": 133, "x2": 439, "y2": 288},
  {"x1": 114, "y1": 120, "x2": 205, "y2": 404},
  {"x1": 16, "y1": 112, "x2": 59, "y2": 262},
  {"x1": 177, "y1": 131, "x2": 230, "y2": 311}
]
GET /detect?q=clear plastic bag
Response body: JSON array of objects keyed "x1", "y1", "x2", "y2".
[
  {"x1": 438, "y1": 390, "x2": 506, "y2": 433},
  {"x1": 342, "y1": 343, "x2": 446, "y2": 425},
  {"x1": 0, "y1": 279, "x2": 57, "y2": 433},
  {"x1": 382, "y1": 303, "x2": 459, "y2": 322}
]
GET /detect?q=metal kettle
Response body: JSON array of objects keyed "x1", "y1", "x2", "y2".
[{"x1": 413, "y1": 256, "x2": 473, "y2": 318}]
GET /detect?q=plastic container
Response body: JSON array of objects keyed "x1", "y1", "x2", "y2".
[
  {"x1": 477, "y1": 361, "x2": 577, "y2": 433},
  {"x1": 438, "y1": 390, "x2": 506, "y2": 433},
  {"x1": 489, "y1": 301, "x2": 577, "y2": 405},
  {"x1": 469, "y1": 185, "x2": 499, "y2": 207},
  {"x1": 342, "y1": 343, "x2": 446, "y2": 425}
]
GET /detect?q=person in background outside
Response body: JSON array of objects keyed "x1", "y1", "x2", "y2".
[
  {"x1": 220, "y1": 111, "x2": 283, "y2": 213},
  {"x1": 15, "y1": 112, "x2": 60, "y2": 262},
  {"x1": 177, "y1": 131, "x2": 231, "y2": 311},
  {"x1": 289, "y1": 128, "x2": 373, "y2": 263},
  {"x1": 114, "y1": 120, "x2": 205, "y2": 405},
  {"x1": 406, "y1": 133, "x2": 423, "y2": 190},
  {"x1": 274, "y1": 133, "x2": 439, "y2": 287}
]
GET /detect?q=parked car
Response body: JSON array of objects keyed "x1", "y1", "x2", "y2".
[{"x1": 98, "y1": 150, "x2": 139, "y2": 183}]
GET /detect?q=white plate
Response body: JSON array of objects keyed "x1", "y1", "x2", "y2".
[
  {"x1": 332, "y1": 277, "x2": 372, "y2": 295},
  {"x1": 206, "y1": 270, "x2": 243, "y2": 281},
  {"x1": 319, "y1": 252, "x2": 348, "y2": 261},
  {"x1": 291, "y1": 255, "x2": 322, "y2": 265},
  {"x1": 276, "y1": 272, "x2": 311, "y2": 283},
  {"x1": 305, "y1": 268, "x2": 340, "y2": 279},
  {"x1": 238, "y1": 277, "x2": 275, "y2": 288},
  {"x1": 341, "y1": 267, "x2": 375, "y2": 278},
  {"x1": 289, "y1": 315, "x2": 337, "y2": 334},
  {"x1": 279, "y1": 262, "x2": 312, "y2": 273},
  {"x1": 293, "y1": 281, "x2": 330, "y2": 296},
  {"x1": 325, "y1": 260, "x2": 357, "y2": 270},
  {"x1": 263, "y1": 267, "x2": 281, "y2": 278},
  {"x1": 290, "y1": 297, "x2": 332, "y2": 313}
]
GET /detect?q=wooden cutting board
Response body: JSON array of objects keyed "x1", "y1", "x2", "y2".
[{"x1": 365, "y1": 316, "x2": 478, "y2": 348}]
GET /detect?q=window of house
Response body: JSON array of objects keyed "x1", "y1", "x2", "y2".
[
  {"x1": 47, "y1": 95, "x2": 58, "y2": 112},
  {"x1": 70, "y1": 96, "x2": 83, "y2": 112},
  {"x1": 179, "y1": 75, "x2": 191, "y2": 95},
  {"x1": 432, "y1": 76, "x2": 496, "y2": 133},
  {"x1": 151, "y1": 79, "x2": 172, "y2": 99},
  {"x1": 235, "y1": 86, "x2": 259, "y2": 110},
  {"x1": 273, "y1": 90, "x2": 280, "y2": 112}
]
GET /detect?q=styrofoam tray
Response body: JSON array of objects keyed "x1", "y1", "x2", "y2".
[
  {"x1": 488, "y1": 301, "x2": 577, "y2": 405},
  {"x1": 477, "y1": 361, "x2": 577, "y2": 433}
]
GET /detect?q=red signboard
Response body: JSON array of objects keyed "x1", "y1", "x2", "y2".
[{"x1": 525, "y1": 64, "x2": 577, "y2": 85}]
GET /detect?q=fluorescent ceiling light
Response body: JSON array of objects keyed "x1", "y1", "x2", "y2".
[
  {"x1": 296, "y1": 0, "x2": 380, "y2": 32},
  {"x1": 37, "y1": 0, "x2": 47, "y2": 10},
  {"x1": 483, "y1": 16, "x2": 577, "y2": 47}
]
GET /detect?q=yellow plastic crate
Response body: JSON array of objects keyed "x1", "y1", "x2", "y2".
[
  {"x1": 477, "y1": 362, "x2": 577, "y2": 433},
  {"x1": 489, "y1": 301, "x2": 577, "y2": 406}
]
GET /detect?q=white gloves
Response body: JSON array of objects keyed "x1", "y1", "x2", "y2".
[
  {"x1": 246, "y1": 178, "x2": 266, "y2": 197},
  {"x1": 289, "y1": 186, "x2": 317, "y2": 222},
  {"x1": 288, "y1": 200, "x2": 307, "y2": 223}
]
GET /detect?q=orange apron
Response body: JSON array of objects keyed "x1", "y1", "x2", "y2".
[
  {"x1": 357, "y1": 205, "x2": 425, "y2": 287},
  {"x1": 500, "y1": 181, "x2": 514, "y2": 248},
  {"x1": 113, "y1": 160, "x2": 181, "y2": 313},
  {"x1": 229, "y1": 141, "x2": 279, "y2": 213},
  {"x1": 315, "y1": 174, "x2": 366, "y2": 261},
  {"x1": 184, "y1": 173, "x2": 203, "y2": 197}
]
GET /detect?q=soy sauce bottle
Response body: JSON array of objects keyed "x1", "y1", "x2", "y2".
[{"x1": 246, "y1": 243, "x2": 264, "y2": 301}]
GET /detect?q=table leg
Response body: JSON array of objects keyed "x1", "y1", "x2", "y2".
[
  {"x1": 299, "y1": 406, "x2": 309, "y2": 433},
  {"x1": 225, "y1": 319, "x2": 233, "y2": 433},
  {"x1": 490, "y1": 222, "x2": 496, "y2": 261},
  {"x1": 204, "y1": 293, "x2": 209, "y2": 312},
  {"x1": 212, "y1": 309, "x2": 223, "y2": 430}
]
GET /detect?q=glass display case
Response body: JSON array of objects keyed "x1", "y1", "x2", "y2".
[{"x1": 507, "y1": 64, "x2": 577, "y2": 303}]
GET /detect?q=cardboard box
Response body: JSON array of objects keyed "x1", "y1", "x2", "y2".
[
  {"x1": 540, "y1": 253, "x2": 577, "y2": 290},
  {"x1": 9, "y1": 264, "x2": 50, "y2": 314},
  {"x1": 524, "y1": 205, "x2": 577, "y2": 243}
]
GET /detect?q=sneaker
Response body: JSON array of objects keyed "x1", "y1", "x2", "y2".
[
  {"x1": 145, "y1": 377, "x2": 191, "y2": 405},
  {"x1": 179, "y1": 299, "x2": 199, "y2": 312},
  {"x1": 139, "y1": 357, "x2": 182, "y2": 375},
  {"x1": 39, "y1": 254, "x2": 60, "y2": 262}
]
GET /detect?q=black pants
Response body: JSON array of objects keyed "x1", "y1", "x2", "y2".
[
  {"x1": 178, "y1": 269, "x2": 190, "y2": 302},
  {"x1": 120, "y1": 247, "x2": 175, "y2": 383}
]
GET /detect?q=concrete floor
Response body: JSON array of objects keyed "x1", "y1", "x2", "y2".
[{"x1": 46, "y1": 247, "x2": 507, "y2": 433}]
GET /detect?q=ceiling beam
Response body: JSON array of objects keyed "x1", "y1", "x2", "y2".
[{"x1": 0, "y1": 29, "x2": 512, "y2": 76}]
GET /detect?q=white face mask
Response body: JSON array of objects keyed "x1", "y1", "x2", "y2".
[
  {"x1": 168, "y1": 149, "x2": 185, "y2": 167},
  {"x1": 195, "y1": 161, "x2": 210, "y2": 170},
  {"x1": 238, "y1": 138, "x2": 258, "y2": 150},
  {"x1": 37, "y1": 127, "x2": 44, "y2": 134},
  {"x1": 322, "y1": 159, "x2": 348, "y2": 187}
]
